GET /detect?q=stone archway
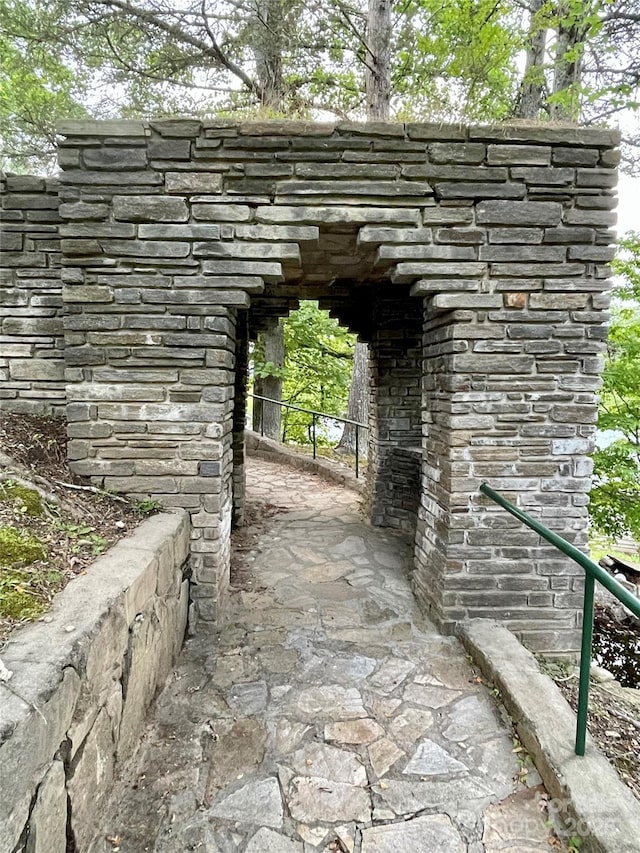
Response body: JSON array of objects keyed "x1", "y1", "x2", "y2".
[{"x1": 1, "y1": 118, "x2": 619, "y2": 653}]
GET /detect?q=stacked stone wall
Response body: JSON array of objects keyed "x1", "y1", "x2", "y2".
[
  {"x1": 0, "y1": 511, "x2": 189, "y2": 852},
  {"x1": 0, "y1": 174, "x2": 64, "y2": 413},
  {"x1": 4, "y1": 118, "x2": 618, "y2": 650},
  {"x1": 366, "y1": 287, "x2": 423, "y2": 534}
]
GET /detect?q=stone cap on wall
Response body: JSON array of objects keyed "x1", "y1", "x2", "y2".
[{"x1": 56, "y1": 118, "x2": 621, "y2": 149}]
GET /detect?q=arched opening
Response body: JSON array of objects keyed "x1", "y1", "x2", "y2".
[{"x1": 45, "y1": 118, "x2": 619, "y2": 654}]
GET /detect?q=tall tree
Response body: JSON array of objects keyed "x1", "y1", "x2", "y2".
[
  {"x1": 589, "y1": 232, "x2": 640, "y2": 542},
  {"x1": 251, "y1": 303, "x2": 356, "y2": 444},
  {"x1": 12, "y1": 0, "x2": 637, "y2": 172},
  {"x1": 252, "y1": 320, "x2": 285, "y2": 440},
  {"x1": 518, "y1": 0, "x2": 548, "y2": 118},
  {"x1": 336, "y1": 0, "x2": 391, "y2": 455}
]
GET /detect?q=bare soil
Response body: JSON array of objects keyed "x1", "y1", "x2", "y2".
[
  {"x1": 547, "y1": 614, "x2": 640, "y2": 803},
  {"x1": 229, "y1": 499, "x2": 284, "y2": 592},
  {"x1": 0, "y1": 412, "x2": 150, "y2": 648}
]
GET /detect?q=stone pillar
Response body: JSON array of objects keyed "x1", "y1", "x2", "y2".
[
  {"x1": 0, "y1": 174, "x2": 65, "y2": 414},
  {"x1": 366, "y1": 286, "x2": 423, "y2": 535},
  {"x1": 232, "y1": 311, "x2": 249, "y2": 528},
  {"x1": 413, "y1": 253, "x2": 611, "y2": 656}
]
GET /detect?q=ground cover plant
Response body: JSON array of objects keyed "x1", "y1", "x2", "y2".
[{"x1": 0, "y1": 412, "x2": 155, "y2": 646}]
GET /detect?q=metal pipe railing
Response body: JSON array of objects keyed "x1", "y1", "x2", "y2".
[
  {"x1": 480, "y1": 482, "x2": 640, "y2": 756},
  {"x1": 248, "y1": 393, "x2": 368, "y2": 478}
]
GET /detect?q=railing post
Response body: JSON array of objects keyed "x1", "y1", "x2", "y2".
[
  {"x1": 355, "y1": 425, "x2": 359, "y2": 479},
  {"x1": 312, "y1": 413, "x2": 317, "y2": 459},
  {"x1": 576, "y1": 572, "x2": 595, "y2": 756}
]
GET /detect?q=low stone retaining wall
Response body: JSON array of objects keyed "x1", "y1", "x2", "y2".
[
  {"x1": 245, "y1": 429, "x2": 365, "y2": 494},
  {"x1": 0, "y1": 511, "x2": 190, "y2": 853},
  {"x1": 460, "y1": 619, "x2": 640, "y2": 853}
]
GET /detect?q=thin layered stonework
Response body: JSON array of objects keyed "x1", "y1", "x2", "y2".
[
  {"x1": 0, "y1": 174, "x2": 64, "y2": 412},
  {"x1": 1, "y1": 119, "x2": 619, "y2": 652}
]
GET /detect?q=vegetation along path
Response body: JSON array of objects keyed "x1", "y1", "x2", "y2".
[{"x1": 92, "y1": 459, "x2": 561, "y2": 853}]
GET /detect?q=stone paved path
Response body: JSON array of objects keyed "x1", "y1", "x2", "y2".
[{"x1": 91, "y1": 458, "x2": 557, "y2": 853}]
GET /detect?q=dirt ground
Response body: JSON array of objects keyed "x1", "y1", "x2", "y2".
[{"x1": 0, "y1": 412, "x2": 150, "y2": 647}]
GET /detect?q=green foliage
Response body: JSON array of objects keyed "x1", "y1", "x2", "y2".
[
  {"x1": 0, "y1": 568, "x2": 46, "y2": 619},
  {"x1": 0, "y1": 0, "x2": 91, "y2": 172},
  {"x1": 54, "y1": 519, "x2": 108, "y2": 556},
  {"x1": 612, "y1": 232, "x2": 640, "y2": 301},
  {"x1": 251, "y1": 302, "x2": 356, "y2": 445},
  {"x1": 0, "y1": 524, "x2": 47, "y2": 565},
  {"x1": 395, "y1": 0, "x2": 521, "y2": 122},
  {"x1": 0, "y1": 481, "x2": 43, "y2": 517},
  {"x1": 590, "y1": 233, "x2": 640, "y2": 542},
  {"x1": 2, "y1": 0, "x2": 640, "y2": 171},
  {"x1": 134, "y1": 497, "x2": 163, "y2": 516}
]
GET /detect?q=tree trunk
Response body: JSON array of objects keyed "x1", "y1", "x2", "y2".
[
  {"x1": 550, "y1": 2, "x2": 587, "y2": 121},
  {"x1": 252, "y1": 0, "x2": 285, "y2": 110},
  {"x1": 253, "y1": 320, "x2": 284, "y2": 440},
  {"x1": 336, "y1": 341, "x2": 369, "y2": 454},
  {"x1": 336, "y1": 0, "x2": 391, "y2": 455},
  {"x1": 365, "y1": 0, "x2": 392, "y2": 120},
  {"x1": 518, "y1": 0, "x2": 548, "y2": 119}
]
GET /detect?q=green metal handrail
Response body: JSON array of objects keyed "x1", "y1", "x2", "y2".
[
  {"x1": 248, "y1": 393, "x2": 368, "y2": 478},
  {"x1": 480, "y1": 482, "x2": 640, "y2": 756}
]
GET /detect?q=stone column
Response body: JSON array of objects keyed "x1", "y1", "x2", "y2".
[
  {"x1": 232, "y1": 310, "x2": 249, "y2": 529},
  {"x1": 0, "y1": 174, "x2": 65, "y2": 414},
  {"x1": 413, "y1": 270, "x2": 610, "y2": 655},
  {"x1": 366, "y1": 286, "x2": 423, "y2": 535}
]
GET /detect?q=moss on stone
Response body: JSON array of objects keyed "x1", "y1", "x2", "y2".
[
  {"x1": 0, "y1": 481, "x2": 44, "y2": 517},
  {"x1": 0, "y1": 525, "x2": 47, "y2": 566},
  {"x1": 0, "y1": 570, "x2": 45, "y2": 619}
]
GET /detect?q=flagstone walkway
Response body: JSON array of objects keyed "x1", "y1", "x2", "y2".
[{"x1": 91, "y1": 458, "x2": 558, "y2": 853}]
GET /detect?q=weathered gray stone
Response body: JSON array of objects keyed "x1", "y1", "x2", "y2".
[
  {"x1": 234, "y1": 224, "x2": 319, "y2": 242},
  {"x1": 361, "y1": 814, "x2": 465, "y2": 853},
  {"x1": 256, "y1": 205, "x2": 421, "y2": 225},
  {"x1": 288, "y1": 743, "x2": 367, "y2": 785},
  {"x1": 148, "y1": 137, "x2": 192, "y2": 159},
  {"x1": 369, "y1": 657, "x2": 415, "y2": 693},
  {"x1": 112, "y1": 195, "x2": 188, "y2": 222},
  {"x1": 102, "y1": 239, "x2": 191, "y2": 257},
  {"x1": 166, "y1": 171, "x2": 222, "y2": 192},
  {"x1": 192, "y1": 203, "x2": 252, "y2": 221},
  {"x1": 209, "y1": 777, "x2": 283, "y2": 828},
  {"x1": 226, "y1": 680, "x2": 268, "y2": 715},
  {"x1": 245, "y1": 828, "x2": 303, "y2": 853},
  {"x1": 24, "y1": 760, "x2": 67, "y2": 853},
  {"x1": 83, "y1": 147, "x2": 148, "y2": 169},
  {"x1": 9, "y1": 359, "x2": 64, "y2": 381},
  {"x1": 325, "y1": 718, "x2": 384, "y2": 744},
  {"x1": 476, "y1": 200, "x2": 562, "y2": 225},
  {"x1": 195, "y1": 241, "x2": 300, "y2": 261},
  {"x1": 403, "y1": 683, "x2": 461, "y2": 708},
  {"x1": 436, "y1": 182, "x2": 526, "y2": 199},
  {"x1": 368, "y1": 737, "x2": 405, "y2": 778},
  {"x1": 288, "y1": 685, "x2": 367, "y2": 720},
  {"x1": 403, "y1": 738, "x2": 467, "y2": 776},
  {"x1": 58, "y1": 119, "x2": 146, "y2": 137},
  {"x1": 68, "y1": 708, "x2": 116, "y2": 850},
  {"x1": 287, "y1": 776, "x2": 371, "y2": 823},
  {"x1": 376, "y1": 777, "x2": 493, "y2": 815},
  {"x1": 429, "y1": 142, "x2": 485, "y2": 163},
  {"x1": 0, "y1": 668, "x2": 80, "y2": 853},
  {"x1": 137, "y1": 224, "x2": 221, "y2": 239},
  {"x1": 487, "y1": 144, "x2": 551, "y2": 165}
]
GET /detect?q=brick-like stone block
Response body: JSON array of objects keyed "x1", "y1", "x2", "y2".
[{"x1": 112, "y1": 195, "x2": 188, "y2": 222}]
